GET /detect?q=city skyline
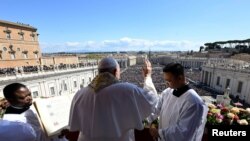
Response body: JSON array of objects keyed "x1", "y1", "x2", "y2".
[{"x1": 1, "y1": 0, "x2": 250, "y2": 52}]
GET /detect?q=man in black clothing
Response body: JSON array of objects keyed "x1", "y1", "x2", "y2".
[
  {"x1": 3, "y1": 83, "x2": 32, "y2": 114},
  {"x1": 3, "y1": 83, "x2": 68, "y2": 141}
]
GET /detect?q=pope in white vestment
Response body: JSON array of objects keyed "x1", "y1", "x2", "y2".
[{"x1": 69, "y1": 57, "x2": 158, "y2": 141}]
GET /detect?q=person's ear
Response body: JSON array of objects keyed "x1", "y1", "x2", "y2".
[
  {"x1": 113, "y1": 68, "x2": 117, "y2": 75},
  {"x1": 178, "y1": 75, "x2": 184, "y2": 81},
  {"x1": 7, "y1": 98, "x2": 15, "y2": 104}
]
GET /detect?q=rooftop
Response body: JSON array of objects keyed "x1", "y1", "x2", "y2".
[{"x1": 0, "y1": 20, "x2": 37, "y2": 31}]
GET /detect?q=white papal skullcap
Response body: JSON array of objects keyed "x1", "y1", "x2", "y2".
[{"x1": 98, "y1": 57, "x2": 119, "y2": 69}]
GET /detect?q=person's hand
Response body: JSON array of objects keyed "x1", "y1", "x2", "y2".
[
  {"x1": 58, "y1": 129, "x2": 69, "y2": 138},
  {"x1": 142, "y1": 59, "x2": 152, "y2": 78},
  {"x1": 149, "y1": 124, "x2": 160, "y2": 141},
  {"x1": 58, "y1": 129, "x2": 79, "y2": 141},
  {"x1": 0, "y1": 99, "x2": 9, "y2": 109}
]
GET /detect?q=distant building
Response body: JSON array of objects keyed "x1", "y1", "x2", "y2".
[
  {"x1": 136, "y1": 55, "x2": 147, "y2": 65},
  {"x1": 231, "y1": 53, "x2": 250, "y2": 63},
  {"x1": 41, "y1": 56, "x2": 79, "y2": 66},
  {"x1": 0, "y1": 20, "x2": 41, "y2": 68},
  {"x1": 151, "y1": 56, "x2": 207, "y2": 69},
  {"x1": 0, "y1": 66, "x2": 98, "y2": 98},
  {"x1": 0, "y1": 20, "x2": 99, "y2": 98},
  {"x1": 128, "y1": 56, "x2": 136, "y2": 66},
  {"x1": 201, "y1": 59, "x2": 250, "y2": 104}
]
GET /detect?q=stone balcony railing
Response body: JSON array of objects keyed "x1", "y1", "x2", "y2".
[{"x1": 0, "y1": 64, "x2": 98, "y2": 83}]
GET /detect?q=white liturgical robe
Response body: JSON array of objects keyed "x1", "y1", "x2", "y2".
[
  {"x1": 148, "y1": 88, "x2": 208, "y2": 141},
  {"x1": 3, "y1": 106, "x2": 68, "y2": 141},
  {"x1": 0, "y1": 119, "x2": 36, "y2": 141},
  {"x1": 69, "y1": 76, "x2": 158, "y2": 141}
]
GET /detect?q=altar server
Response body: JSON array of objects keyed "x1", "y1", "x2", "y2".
[
  {"x1": 148, "y1": 63, "x2": 208, "y2": 141},
  {"x1": 3, "y1": 83, "x2": 68, "y2": 141}
]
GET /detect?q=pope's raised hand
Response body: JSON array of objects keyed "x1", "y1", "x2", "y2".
[{"x1": 142, "y1": 59, "x2": 152, "y2": 77}]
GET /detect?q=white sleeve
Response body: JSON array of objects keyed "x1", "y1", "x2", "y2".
[
  {"x1": 146, "y1": 87, "x2": 171, "y2": 124},
  {"x1": 143, "y1": 76, "x2": 157, "y2": 95},
  {"x1": 146, "y1": 92, "x2": 163, "y2": 124},
  {"x1": 159, "y1": 102, "x2": 205, "y2": 141},
  {"x1": 132, "y1": 77, "x2": 159, "y2": 120},
  {"x1": 17, "y1": 122, "x2": 37, "y2": 141},
  {"x1": 0, "y1": 120, "x2": 36, "y2": 141}
]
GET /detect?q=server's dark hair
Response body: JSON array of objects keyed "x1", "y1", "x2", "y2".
[
  {"x1": 3, "y1": 83, "x2": 27, "y2": 99},
  {"x1": 163, "y1": 63, "x2": 184, "y2": 77}
]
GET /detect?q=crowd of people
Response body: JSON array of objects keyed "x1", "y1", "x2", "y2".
[
  {"x1": 185, "y1": 68, "x2": 201, "y2": 82},
  {"x1": 23, "y1": 66, "x2": 39, "y2": 72},
  {"x1": 184, "y1": 69, "x2": 218, "y2": 97},
  {"x1": 121, "y1": 64, "x2": 217, "y2": 97},
  {"x1": 0, "y1": 62, "x2": 98, "y2": 77},
  {"x1": 121, "y1": 65, "x2": 166, "y2": 93},
  {"x1": 0, "y1": 68, "x2": 16, "y2": 76}
]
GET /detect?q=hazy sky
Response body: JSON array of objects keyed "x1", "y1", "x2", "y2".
[{"x1": 1, "y1": 0, "x2": 250, "y2": 52}]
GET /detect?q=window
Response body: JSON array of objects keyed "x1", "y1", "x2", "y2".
[
  {"x1": 17, "y1": 48, "x2": 20, "y2": 51},
  {"x1": 4, "y1": 28, "x2": 11, "y2": 39},
  {"x1": 82, "y1": 79, "x2": 85, "y2": 85},
  {"x1": 0, "y1": 50, "x2": 2, "y2": 59},
  {"x1": 63, "y1": 80, "x2": 67, "y2": 91},
  {"x1": 34, "y1": 54, "x2": 38, "y2": 58},
  {"x1": 80, "y1": 84, "x2": 84, "y2": 88},
  {"x1": 19, "y1": 31, "x2": 24, "y2": 40},
  {"x1": 10, "y1": 53, "x2": 15, "y2": 59},
  {"x1": 20, "y1": 34, "x2": 24, "y2": 40},
  {"x1": 23, "y1": 53, "x2": 28, "y2": 59},
  {"x1": 22, "y1": 51, "x2": 28, "y2": 59},
  {"x1": 31, "y1": 33, "x2": 36, "y2": 41},
  {"x1": 33, "y1": 51, "x2": 39, "y2": 58},
  {"x1": 80, "y1": 79, "x2": 85, "y2": 88},
  {"x1": 3, "y1": 47, "x2": 7, "y2": 51},
  {"x1": 204, "y1": 71, "x2": 208, "y2": 84},
  {"x1": 226, "y1": 79, "x2": 230, "y2": 88},
  {"x1": 74, "y1": 81, "x2": 77, "y2": 88},
  {"x1": 216, "y1": 77, "x2": 220, "y2": 86},
  {"x1": 32, "y1": 91, "x2": 39, "y2": 98},
  {"x1": 50, "y1": 87, "x2": 55, "y2": 95},
  {"x1": 6, "y1": 33, "x2": 11, "y2": 39},
  {"x1": 237, "y1": 81, "x2": 243, "y2": 93}
]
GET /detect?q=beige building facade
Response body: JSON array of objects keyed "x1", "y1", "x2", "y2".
[
  {"x1": 41, "y1": 56, "x2": 79, "y2": 66},
  {"x1": 0, "y1": 20, "x2": 41, "y2": 68}
]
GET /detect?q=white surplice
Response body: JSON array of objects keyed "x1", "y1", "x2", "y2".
[
  {"x1": 147, "y1": 88, "x2": 208, "y2": 141},
  {"x1": 69, "y1": 77, "x2": 158, "y2": 141},
  {"x1": 0, "y1": 119, "x2": 36, "y2": 141},
  {"x1": 3, "y1": 105, "x2": 68, "y2": 141}
]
